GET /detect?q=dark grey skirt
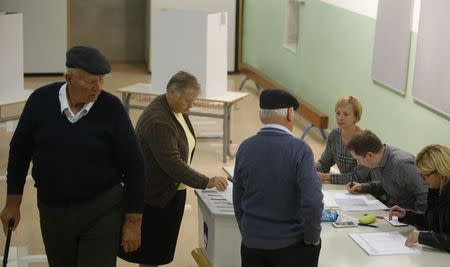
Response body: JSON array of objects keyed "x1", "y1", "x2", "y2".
[{"x1": 118, "y1": 189, "x2": 187, "y2": 265}]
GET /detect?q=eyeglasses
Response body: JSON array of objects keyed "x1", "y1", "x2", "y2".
[{"x1": 419, "y1": 171, "x2": 436, "y2": 180}]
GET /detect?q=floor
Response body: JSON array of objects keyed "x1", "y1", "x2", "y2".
[{"x1": 0, "y1": 63, "x2": 327, "y2": 266}]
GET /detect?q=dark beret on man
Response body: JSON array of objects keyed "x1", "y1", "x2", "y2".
[
  {"x1": 66, "y1": 46, "x2": 111, "y2": 75},
  {"x1": 259, "y1": 89, "x2": 300, "y2": 110}
]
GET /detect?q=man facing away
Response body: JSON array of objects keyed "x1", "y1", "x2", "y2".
[
  {"x1": 233, "y1": 89, "x2": 323, "y2": 267},
  {"x1": 346, "y1": 130, "x2": 428, "y2": 212}
]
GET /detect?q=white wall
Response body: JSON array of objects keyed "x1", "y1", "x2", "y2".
[
  {"x1": 320, "y1": 0, "x2": 421, "y2": 32},
  {"x1": 71, "y1": 0, "x2": 146, "y2": 62}
]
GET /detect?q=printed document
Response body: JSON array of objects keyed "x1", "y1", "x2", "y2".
[
  {"x1": 349, "y1": 232, "x2": 420, "y2": 256},
  {"x1": 323, "y1": 190, "x2": 388, "y2": 211}
]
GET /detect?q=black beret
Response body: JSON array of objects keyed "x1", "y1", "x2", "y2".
[
  {"x1": 66, "y1": 46, "x2": 111, "y2": 75},
  {"x1": 260, "y1": 89, "x2": 300, "y2": 110}
]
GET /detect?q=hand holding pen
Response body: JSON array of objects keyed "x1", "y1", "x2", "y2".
[
  {"x1": 346, "y1": 181, "x2": 363, "y2": 194},
  {"x1": 350, "y1": 174, "x2": 355, "y2": 187},
  {"x1": 389, "y1": 205, "x2": 406, "y2": 220}
]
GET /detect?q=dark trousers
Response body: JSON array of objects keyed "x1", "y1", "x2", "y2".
[
  {"x1": 241, "y1": 240, "x2": 321, "y2": 267},
  {"x1": 38, "y1": 185, "x2": 124, "y2": 267}
]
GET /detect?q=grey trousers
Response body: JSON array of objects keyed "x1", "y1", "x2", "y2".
[{"x1": 38, "y1": 185, "x2": 124, "y2": 267}]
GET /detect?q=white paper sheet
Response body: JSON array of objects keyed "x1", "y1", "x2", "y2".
[
  {"x1": 349, "y1": 232, "x2": 420, "y2": 256},
  {"x1": 384, "y1": 216, "x2": 409, "y2": 227},
  {"x1": 218, "y1": 182, "x2": 233, "y2": 203},
  {"x1": 323, "y1": 190, "x2": 358, "y2": 207},
  {"x1": 335, "y1": 198, "x2": 368, "y2": 207},
  {"x1": 341, "y1": 199, "x2": 388, "y2": 211},
  {"x1": 323, "y1": 190, "x2": 388, "y2": 211}
]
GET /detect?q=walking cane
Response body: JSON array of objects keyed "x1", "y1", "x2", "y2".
[{"x1": 2, "y1": 219, "x2": 15, "y2": 267}]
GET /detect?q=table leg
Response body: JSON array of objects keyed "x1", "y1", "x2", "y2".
[
  {"x1": 320, "y1": 128, "x2": 328, "y2": 141},
  {"x1": 223, "y1": 104, "x2": 234, "y2": 163},
  {"x1": 238, "y1": 76, "x2": 261, "y2": 92},
  {"x1": 238, "y1": 77, "x2": 250, "y2": 91},
  {"x1": 300, "y1": 123, "x2": 314, "y2": 140},
  {"x1": 122, "y1": 92, "x2": 131, "y2": 112}
]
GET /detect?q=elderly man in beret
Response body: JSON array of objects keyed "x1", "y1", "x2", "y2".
[
  {"x1": 0, "y1": 46, "x2": 145, "y2": 267},
  {"x1": 233, "y1": 89, "x2": 323, "y2": 267}
]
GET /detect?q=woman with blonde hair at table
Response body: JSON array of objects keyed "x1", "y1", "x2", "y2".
[
  {"x1": 390, "y1": 144, "x2": 450, "y2": 252},
  {"x1": 316, "y1": 96, "x2": 369, "y2": 184}
]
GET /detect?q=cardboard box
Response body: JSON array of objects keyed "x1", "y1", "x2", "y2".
[
  {"x1": 151, "y1": 8, "x2": 228, "y2": 97},
  {"x1": 0, "y1": 12, "x2": 24, "y2": 97},
  {"x1": 150, "y1": 0, "x2": 237, "y2": 72},
  {"x1": 195, "y1": 189, "x2": 241, "y2": 267}
]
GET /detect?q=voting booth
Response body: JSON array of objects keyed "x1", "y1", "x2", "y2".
[
  {"x1": 151, "y1": 8, "x2": 228, "y2": 97},
  {"x1": 0, "y1": 12, "x2": 24, "y2": 98},
  {"x1": 195, "y1": 189, "x2": 241, "y2": 267},
  {"x1": 150, "y1": 0, "x2": 237, "y2": 72}
]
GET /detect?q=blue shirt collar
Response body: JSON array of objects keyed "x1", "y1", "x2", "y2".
[{"x1": 262, "y1": 124, "x2": 293, "y2": 136}]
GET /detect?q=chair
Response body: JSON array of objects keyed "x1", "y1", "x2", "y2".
[{"x1": 191, "y1": 247, "x2": 212, "y2": 267}]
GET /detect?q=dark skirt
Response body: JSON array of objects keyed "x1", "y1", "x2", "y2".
[{"x1": 118, "y1": 190, "x2": 186, "y2": 265}]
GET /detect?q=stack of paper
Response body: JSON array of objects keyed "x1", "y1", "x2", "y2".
[
  {"x1": 349, "y1": 232, "x2": 420, "y2": 256},
  {"x1": 323, "y1": 190, "x2": 388, "y2": 211}
]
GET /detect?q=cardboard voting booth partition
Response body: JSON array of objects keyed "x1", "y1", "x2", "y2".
[
  {"x1": 195, "y1": 189, "x2": 241, "y2": 267},
  {"x1": 0, "y1": 12, "x2": 24, "y2": 98},
  {"x1": 151, "y1": 8, "x2": 228, "y2": 97},
  {"x1": 150, "y1": 0, "x2": 237, "y2": 72}
]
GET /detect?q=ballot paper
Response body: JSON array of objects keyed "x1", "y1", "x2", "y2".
[
  {"x1": 203, "y1": 179, "x2": 233, "y2": 204},
  {"x1": 349, "y1": 232, "x2": 420, "y2": 256},
  {"x1": 218, "y1": 182, "x2": 233, "y2": 203},
  {"x1": 341, "y1": 199, "x2": 388, "y2": 212},
  {"x1": 323, "y1": 190, "x2": 388, "y2": 211},
  {"x1": 323, "y1": 190, "x2": 361, "y2": 207}
]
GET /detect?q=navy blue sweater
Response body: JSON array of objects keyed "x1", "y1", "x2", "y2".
[
  {"x1": 7, "y1": 82, "x2": 145, "y2": 213},
  {"x1": 233, "y1": 127, "x2": 323, "y2": 249}
]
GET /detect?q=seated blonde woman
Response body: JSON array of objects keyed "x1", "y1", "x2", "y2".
[
  {"x1": 390, "y1": 144, "x2": 450, "y2": 252},
  {"x1": 316, "y1": 96, "x2": 369, "y2": 184}
]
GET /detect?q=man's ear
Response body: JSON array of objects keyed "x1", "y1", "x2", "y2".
[
  {"x1": 287, "y1": 107, "x2": 294, "y2": 121},
  {"x1": 65, "y1": 73, "x2": 71, "y2": 84}
]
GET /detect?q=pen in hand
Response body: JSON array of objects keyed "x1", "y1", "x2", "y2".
[
  {"x1": 347, "y1": 176, "x2": 363, "y2": 194},
  {"x1": 350, "y1": 175, "x2": 354, "y2": 188},
  {"x1": 346, "y1": 175, "x2": 355, "y2": 193}
]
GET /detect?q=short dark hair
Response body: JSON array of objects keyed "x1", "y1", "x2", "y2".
[
  {"x1": 347, "y1": 130, "x2": 383, "y2": 156},
  {"x1": 166, "y1": 71, "x2": 200, "y2": 94}
]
